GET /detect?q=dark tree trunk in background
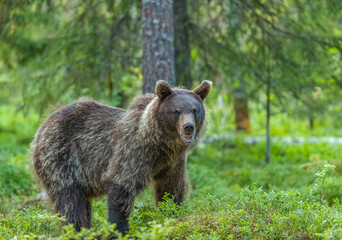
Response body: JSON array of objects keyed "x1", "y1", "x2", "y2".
[
  {"x1": 308, "y1": 111, "x2": 314, "y2": 133},
  {"x1": 174, "y1": 0, "x2": 191, "y2": 89},
  {"x1": 233, "y1": 80, "x2": 251, "y2": 132},
  {"x1": 142, "y1": 0, "x2": 175, "y2": 94},
  {"x1": 229, "y1": 2, "x2": 251, "y2": 133},
  {"x1": 265, "y1": 73, "x2": 271, "y2": 164}
]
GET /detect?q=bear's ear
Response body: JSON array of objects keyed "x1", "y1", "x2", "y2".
[
  {"x1": 193, "y1": 80, "x2": 212, "y2": 100},
  {"x1": 155, "y1": 80, "x2": 174, "y2": 100}
]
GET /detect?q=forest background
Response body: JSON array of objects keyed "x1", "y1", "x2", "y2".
[{"x1": 0, "y1": 0, "x2": 342, "y2": 239}]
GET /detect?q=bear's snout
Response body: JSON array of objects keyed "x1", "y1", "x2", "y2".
[
  {"x1": 183, "y1": 123, "x2": 195, "y2": 135},
  {"x1": 180, "y1": 121, "x2": 196, "y2": 143}
]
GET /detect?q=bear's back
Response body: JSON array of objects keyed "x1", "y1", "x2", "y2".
[
  {"x1": 35, "y1": 100, "x2": 126, "y2": 143},
  {"x1": 32, "y1": 100, "x2": 127, "y2": 196},
  {"x1": 128, "y1": 94, "x2": 156, "y2": 111}
]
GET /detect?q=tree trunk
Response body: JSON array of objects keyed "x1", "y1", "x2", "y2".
[
  {"x1": 265, "y1": 73, "x2": 271, "y2": 164},
  {"x1": 229, "y1": 1, "x2": 251, "y2": 133},
  {"x1": 308, "y1": 111, "x2": 314, "y2": 133},
  {"x1": 174, "y1": 0, "x2": 191, "y2": 89},
  {"x1": 233, "y1": 80, "x2": 251, "y2": 132},
  {"x1": 142, "y1": 0, "x2": 175, "y2": 94}
]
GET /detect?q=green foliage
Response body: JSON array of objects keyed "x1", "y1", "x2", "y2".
[
  {"x1": 1, "y1": 0, "x2": 142, "y2": 112},
  {"x1": 0, "y1": 105, "x2": 38, "y2": 213},
  {"x1": 171, "y1": 187, "x2": 342, "y2": 239},
  {"x1": 0, "y1": 200, "x2": 175, "y2": 239},
  {"x1": 0, "y1": 105, "x2": 39, "y2": 152},
  {"x1": 1, "y1": 0, "x2": 341, "y2": 119},
  {"x1": 189, "y1": 140, "x2": 342, "y2": 204},
  {"x1": 0, "y1": 105, "x2": 38, "y2": 206},
  {"x1": 313, "y1": 163, "x2": 337, "y2": 204},
  {"x1": 0, "y1": 206, "x2": 62, "y2": 239},
  {"x1": 2, "y1": 186, "x2": 342, "y2": 239},
  {"x1": 129, "y1": 194, "x2": 188, "y2": 231},
  {"x1": 60, "y1": 217, "x2": 119, "y2": 240},
  {"x1": 0, "y1": 149, "x2": 33, "y2": 200}
]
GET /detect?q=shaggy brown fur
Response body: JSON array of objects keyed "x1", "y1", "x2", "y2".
[{"x1": 31, "y1": 80, "x2": 212, "y2": 234}]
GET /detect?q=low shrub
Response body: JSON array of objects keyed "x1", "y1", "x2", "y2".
[{"x1": 0, "y1": 149, "x2": 33, "y2": 200}]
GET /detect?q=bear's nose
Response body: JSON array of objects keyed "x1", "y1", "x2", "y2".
[{"x1": 183, "y1": 123, "x2": 195, "y2": 135}]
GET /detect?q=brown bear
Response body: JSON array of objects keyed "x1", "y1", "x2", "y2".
[{"x1": 31, "y1": 80, "x2": 212, "y2": 235}]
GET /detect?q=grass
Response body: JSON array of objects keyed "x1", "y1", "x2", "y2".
[{"x1": 1, "y1": 102, "x2": 342, "y2": 239}]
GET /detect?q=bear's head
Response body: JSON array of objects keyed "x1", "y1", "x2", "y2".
[{"x1": 155, "y1": 80, "x2": 212, "y2": 144}]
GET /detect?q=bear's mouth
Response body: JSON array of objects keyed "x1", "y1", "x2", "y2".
[{"x1": 181, "y1": 134, "x2": 195, "y2": 143}]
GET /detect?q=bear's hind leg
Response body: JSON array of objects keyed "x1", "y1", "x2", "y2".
[{"x1": 53, "y1": 184, "x2": 90, "y2": 231}]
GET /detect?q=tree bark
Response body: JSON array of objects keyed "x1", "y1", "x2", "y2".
[
  {"x1": 174, "y1": 0, "x2": 191, "y2": 89},
  {"x1": 142, "y1": 0, "x2": 175, "y2": 94}
]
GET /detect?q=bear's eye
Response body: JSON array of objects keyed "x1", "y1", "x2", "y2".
[
  {"x1": 193, "y1": 109, "x2": 198, "y2": 114},
  {"x1": 173, "y1": 110, "x2": 180, "y2": 117}
]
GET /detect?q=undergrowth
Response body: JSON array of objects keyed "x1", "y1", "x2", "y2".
[
  {"x1": 1, "y1": 104, "x2": 342, "y2": 239},
  {"x1": 1, "y1": 181, "x2": 342, "y2": 239}
]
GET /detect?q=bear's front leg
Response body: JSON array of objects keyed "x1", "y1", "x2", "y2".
[
  {"x1": 107, "y1": 184, "x2": 134, "y2": 236},
  {"x1": 153, "y1": 159, "x2": 187, "y2": 205}
]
